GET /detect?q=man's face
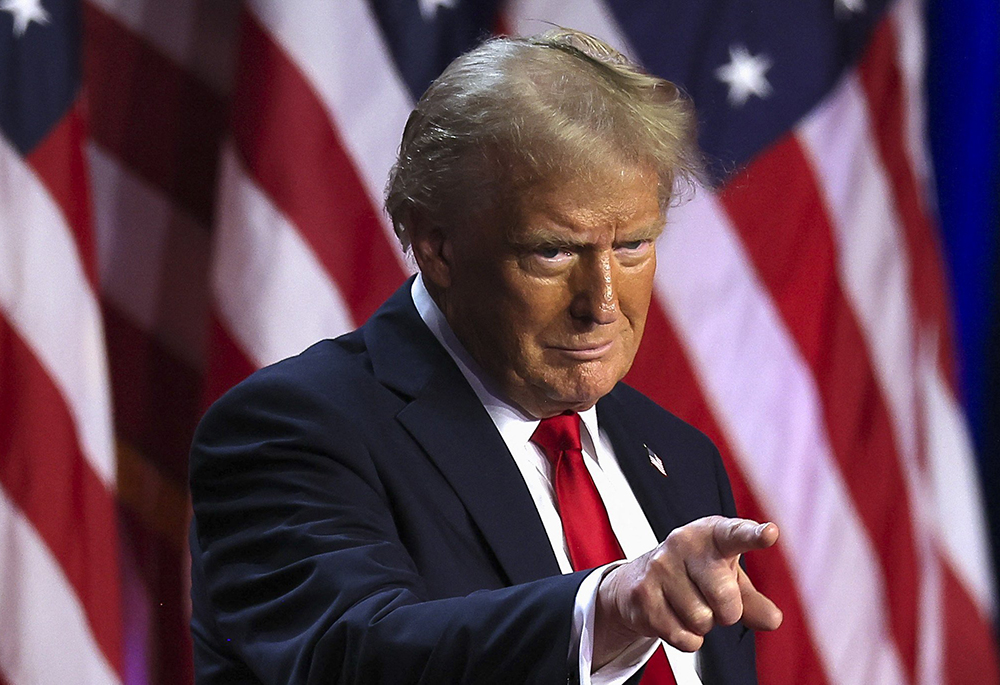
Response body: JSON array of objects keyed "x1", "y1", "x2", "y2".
[{"x1": 434, "y1": 166, "x2": 663, "y2": 418}]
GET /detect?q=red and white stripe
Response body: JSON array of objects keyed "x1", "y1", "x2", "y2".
[
  {"x1": 890, "y1": 0, "x2": 995, "y2": 622},
  {"x1": 209, "y1": 0, "x2": 415, "y2": 377},
  {"x1": 0, "y1": 107, "x2": 123, "y2": 681},
  {"x1": 0, "y1": 494, "x2": 118, "y2": 684},
  {"x1": 81, "y1": 0, "x2": 233, "y2": 680},
  {"x1": 213, "y1": 142, "x2": 356, "y2": 367},
  {"x1": 660, "y1": 189, "x2": 908, "y2": 684}
]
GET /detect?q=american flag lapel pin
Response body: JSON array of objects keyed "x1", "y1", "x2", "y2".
[{"x1": 645, "y1": 444, "x2": 667, "y2": 477}]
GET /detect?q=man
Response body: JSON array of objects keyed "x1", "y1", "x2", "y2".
[{"x1": 189, "y1": 29, "x2": 782, "y2": 685}]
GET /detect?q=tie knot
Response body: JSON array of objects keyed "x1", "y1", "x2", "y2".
[{"x1": 530, "y1": 413, "x2": 582, "y2": 463}]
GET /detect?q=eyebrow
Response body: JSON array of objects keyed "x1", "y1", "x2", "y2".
[
  {"x1": 511, "y1": 221, "x2": 665, "y2": 250},
  {"x1": 617, "y1": 222, "x2": 666, "y2": 242},
  {"x1": 511, "y1": 230, "x2": 590, "y2": 250}
]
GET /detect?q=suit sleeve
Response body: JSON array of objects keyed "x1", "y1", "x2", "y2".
[{"x1": 189, "y1": 369, "x2": 585, "y2": 685}]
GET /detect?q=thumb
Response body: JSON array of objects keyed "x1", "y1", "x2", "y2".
[
  {"x1": 713, "y1": 518, "x2": 779, "y2": 558},
  {"x1": 737, "y1": 566, "x2": 783, "y2": 631}
]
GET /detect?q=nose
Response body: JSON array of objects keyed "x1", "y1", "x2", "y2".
[{"x1": 570, "y1": 251, "x2": 619, "y2": 325}]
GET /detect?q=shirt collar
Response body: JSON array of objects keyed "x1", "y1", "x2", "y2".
[{"x1": 410, "y1": 274, "x2": 601, "y2": 456}]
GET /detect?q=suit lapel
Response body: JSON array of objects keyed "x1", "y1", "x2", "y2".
[
  {"x1": 365, "y1": 280, "x2": 561, "y2": 585},
  {"x1": 397, "y1": 375, "x2": 562, "y2": 585},
  {"x1": 597, "y1": 393, "x2": 690, "y2": 542}
]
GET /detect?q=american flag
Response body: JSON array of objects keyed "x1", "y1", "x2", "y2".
[
  {"x1": 0, "y1": 0, "x2": 996, "y2": 683},
  {"x1": 0, "y1": 0, "x2": 122, "y2": 682}
]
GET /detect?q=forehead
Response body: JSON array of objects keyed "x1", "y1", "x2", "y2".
[{"x1": 510, "y1": 166, "x2": 664, "y2": 239}]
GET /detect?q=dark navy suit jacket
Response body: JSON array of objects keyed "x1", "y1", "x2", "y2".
[{"x1": 189, "y1": 281, "x2": 757, "y2": 684}]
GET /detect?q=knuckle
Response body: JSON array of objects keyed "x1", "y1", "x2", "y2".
[
  {"x1": 646, "y1": 548, "x2": 667, "y2": 567},
  {"x1": 665, "y1": 626, "x2": 688, "y2": 646},
  {"x1": 705, "y1": 578, "x2": 739, "y2": 606},
  {"x1": 665, "y1": 627, "x2": 703, "y2": 652},
  {"x1": 685, "y1": 606, "x2": 714, "y2": 635},
  {"x1": 716, "y1": 610, "x2": 740, "y2": 627},
  {"x1": 714, "y1": 596, "x2": 744, "y2": 626},
  {"x1": 665, "y1": 527, "x2": 695, "y2": 552},
  {"x1": 684, "y1": 634, "x2": 706, "y2": 652}
]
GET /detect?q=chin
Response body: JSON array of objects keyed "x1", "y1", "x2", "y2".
[
  {"x1": 545, "y1": 380, "x2": 617, "y2": 411},
  {"x1": 513, "y1": 362, "x2": 626, "y2": 416}
]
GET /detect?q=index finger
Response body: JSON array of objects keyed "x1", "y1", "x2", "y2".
[{"x1": 712, "y1": 518, "x2": 779, "y2": 558}]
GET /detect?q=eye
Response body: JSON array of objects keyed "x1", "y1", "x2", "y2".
[
  {"x1": 615, "y1": 239, "x2": 651, "y2": 254},
  {"x1": 613, "y1": 239, "x2": 654, "y2": 265},
  {"x1": 533, "y1": 245, "x2": 573, "y2": 262}
]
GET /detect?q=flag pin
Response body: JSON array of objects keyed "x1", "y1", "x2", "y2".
[{"x1": 645, "y1": 444, "x2": 667, "y2": 477}]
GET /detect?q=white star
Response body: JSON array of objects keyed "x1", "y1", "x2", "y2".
[
  {"x1": 715, "y1": 44, "x2": 773, "y2": 107},
  {"x1": 418, "y1": 0, "x2": 456, "y2": 21},
  {"x1": 836, "y1": 0, "x2": 866, "y2": 15},
  {"x1": 1, "y1": 0, "x2": 50, "y2": 37}
]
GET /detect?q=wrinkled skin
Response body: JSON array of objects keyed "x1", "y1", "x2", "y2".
[
  {"x1": 595, "y1": 516, "x2": 782, "y2": 667},
  {"x1": 413, "y1": 165, "x2": 663, "y2": 419}
]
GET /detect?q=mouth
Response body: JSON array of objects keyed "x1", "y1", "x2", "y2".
[{"x1": 550, "y1": 340, "x2": 615, "y2": 361}]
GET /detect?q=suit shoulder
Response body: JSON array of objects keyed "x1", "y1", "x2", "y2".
[
  {"x1": 192, "y1": 332, "x2": 381, "y2": 458},
  {"x1": 607, "y1": 383, "x2": 716, "y2": 453},
  {"x1": 250, "y1": 332, "x2": 367, "y2": 387},
  {"x1": 209, "y1": 332, "x2": 372, "y2": 413}
]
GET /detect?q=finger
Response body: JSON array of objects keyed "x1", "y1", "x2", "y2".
[
  {"x1": 684, "y1": 557, "x2": 743, "y2": 627},
  {"x1": 712, "y1": 518, "x2": 779, "y2": 558},
  {"x1": 644, "y1": 595, "x2": 706, "y2": 653},
  {"x1": 736, "y1": 566, "x2": 783, "y2": 631},
  {"x1": 660, "y1": 565, "x2": 718, "y2": 636},
  {"x1": 609, "y1": 560, "x2": 705, "y2": 651}
]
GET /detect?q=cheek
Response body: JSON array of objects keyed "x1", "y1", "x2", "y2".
[
  {"x1": 478, "y1": 296, "x2": 547, "y2": 366},
  {"x1": 506, "y1": 282, "x2": 567, "y2": 338},
  {"x1": 508, "y1": 315, "x2": 553, "y2": 367},
  {"x1": 621, "y1": 269, "x2": 655, "y2": 320}
]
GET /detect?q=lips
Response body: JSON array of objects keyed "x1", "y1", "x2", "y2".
[{"x1": 550, "y1": 340, "x2": 615, "y2": 360}]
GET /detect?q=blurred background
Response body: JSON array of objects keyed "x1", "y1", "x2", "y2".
[{"x1": 1, "y1": 0, "x2": 997, "y2": 683}]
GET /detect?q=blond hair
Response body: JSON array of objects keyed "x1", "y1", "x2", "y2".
[{"x1": 385, "y1": 28, "x2": 704, "y2": 250}]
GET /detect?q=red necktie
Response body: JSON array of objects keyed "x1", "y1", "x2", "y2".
[{"x1": 531, "y1": 413, "x2": 677, "y2": 685}]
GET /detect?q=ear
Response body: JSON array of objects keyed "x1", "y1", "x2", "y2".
[{"x1": 408, "y1": 211, "x2": 453, "y2": 289}]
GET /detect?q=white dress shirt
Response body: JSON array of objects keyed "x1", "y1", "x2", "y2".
[{"x1": 411, "y1": 275, "x2": 702, "y2": 684}]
